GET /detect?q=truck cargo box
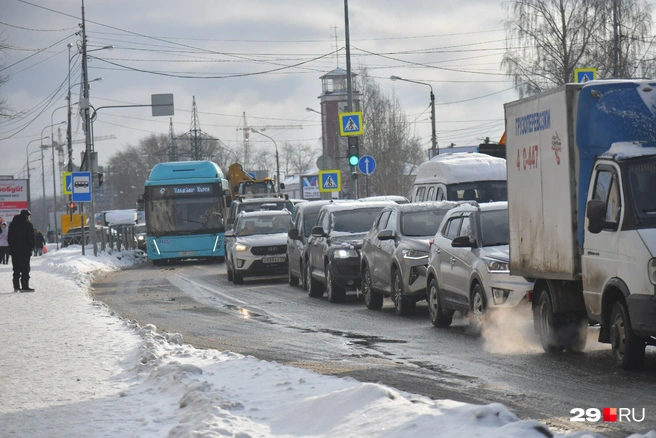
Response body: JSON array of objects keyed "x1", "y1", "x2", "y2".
[{"x1": 504, "y1": 85, "x2": 582, "y2": 280}]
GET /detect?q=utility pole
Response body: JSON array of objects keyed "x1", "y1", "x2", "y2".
[
  {"x1": 344, "y1": 0, "x2": 358, "y2": 199},
  {"x1": 80, "y1": 0, "x2": 96, "y2": 256},
  {"x1": 613, "y1": 0, "x2": 619, "y2": 78}
]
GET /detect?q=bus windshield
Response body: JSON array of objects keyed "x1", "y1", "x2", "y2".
[{"x1": 145, "y1": 183, "x2": 225, "y2": 236}]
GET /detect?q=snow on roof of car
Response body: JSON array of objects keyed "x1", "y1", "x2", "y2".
[
  {"x1": 237, "y1": 197, "x2": 290, "y2": 204},
  {"x1": 413, "y1": 153, "x2": 507, "y2": 185},
  {"x1": 602, "y1": 141, "x2": 656, "y2": 159},
  {"x1": 319, "y1": 201, "x2": 395, "y2": 212},
  {"x1": 392, "y1": 200, "x2": 464, "y2": 212},
  {"x1": 238, "y1": 210, "x2": 291, "y2": 218}
]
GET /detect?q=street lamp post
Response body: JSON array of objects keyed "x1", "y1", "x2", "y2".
[
  {"x1": 50, "y1": 112, "x2": 68, "y2": 250},
  {"x1": 250, "y1": 129, "x2": 281, "y2": 195},
  {"x1": 25, "y1": 139, "x2": 46, "y2": 208},
  {"x1": 41, "y1": 123, "x2": 65, "y2": 234},
  {"x1": 390, "y1": 75, "x2": 438, "y2": 158}
]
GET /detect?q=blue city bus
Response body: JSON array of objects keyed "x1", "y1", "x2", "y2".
[{"x1": 142, "y1": 161, "x2": 230, "y2": 264}]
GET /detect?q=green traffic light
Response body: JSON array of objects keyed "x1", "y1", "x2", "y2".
[{"x1": 349, "y1": 155, "x2": 359, "y2": 166}]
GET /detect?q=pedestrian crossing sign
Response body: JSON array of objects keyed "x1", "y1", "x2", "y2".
[
  {"x1": 574, "y1": 68, "x2": 597, "y2": 83},
  {"x1": 62, "y1": 172, "x2": 72, "y2": 195},
  {"x1": 339, "y1": 111, "x2": 364, "y2": 137},
  {"x1": 319, "y1": 169, "x2": 341, "y2": 192}
]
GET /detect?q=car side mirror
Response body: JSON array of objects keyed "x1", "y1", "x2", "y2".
[
  {"x1": 311, "y1": 226, "x2": 326, "y2": 237},
  {"x1": 377, "y1": 229, "x2": 395, "y2": 240},
  {"x1": 227, "y1": 218, "x2": 235, "y2": 227},
  {"x1": 586, "y1": 199, "x2": 617, "y2": 233},
  {"x1": 288, "y1": 228, "x2": 301, "y2": 240},
  {"x1": 224, "y1": 230, "x2": 235, "y2": 238},
  {"x1": 451, "y1": 235, "x2": 475, "y2": 248},
  {"x1": 280, "y1": 182, "x2": 286, "y2": 190}
]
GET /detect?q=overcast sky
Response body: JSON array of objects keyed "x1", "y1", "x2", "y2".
[{"x1": 0, "y1": 0, "x2": 575, "y2": 192}]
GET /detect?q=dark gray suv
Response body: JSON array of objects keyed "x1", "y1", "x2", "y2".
[{"x1": 360, "y1": 201, "x2": 462, "y2": 315}]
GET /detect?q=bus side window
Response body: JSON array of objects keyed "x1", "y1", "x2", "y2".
[
  {"x1": 427, "y1": 186, "x2": 435, "y2": 201},
  {"x1": 436, "y1": 187, "x2": 445, "y2": 201}
]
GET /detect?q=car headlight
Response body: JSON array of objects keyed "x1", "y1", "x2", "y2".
[
  {"x1": 234, "y1": 243, "x2": 250, "y2": 252},
  {"x1": 484, "y1": 258, "x2": 509, "y2": 272},
  {"x1": 649, "y1": 258, "x2": 656, "y2": 285},
  {"x1": 403, "y1": 250, "x2": 428, "y2": 260},
  {"x1": 334, "y1": 248, "x2": 358, "y2": 258},
  {"x1": 138, "y1": 235, "x2": 145, "y2": 241}
]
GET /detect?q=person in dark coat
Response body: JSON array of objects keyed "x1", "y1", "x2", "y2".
[
  {"x1": 8, "y1": 209, "x2": 35, "y2": 292},
  {"x1": 35, "y1": 230, "x2": 46, "y2": 256}
]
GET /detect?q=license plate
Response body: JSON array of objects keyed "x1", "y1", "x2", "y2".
[
  {"x1": 179, "y1": 251, "x2": 195, "y2": 256},
  {"x1": 263, "y1": 257, "x2": 285, "y2": 263}
]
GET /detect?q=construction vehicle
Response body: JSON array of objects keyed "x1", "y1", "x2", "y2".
[{"x1": 227, "y1": 163, "x2": 279, "y2": 200}]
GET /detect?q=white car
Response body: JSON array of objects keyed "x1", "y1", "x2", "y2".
[
  {"x1": 425, "y1": 201, "x2": 533, "y2": 329},
  {"x1": 224, "y1": 210, "x2": 291, "y2": 284}
]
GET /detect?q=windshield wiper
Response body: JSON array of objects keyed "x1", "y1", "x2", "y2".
[{"x1": 641, "y1": 208, "x2": 656, "y2": 213}]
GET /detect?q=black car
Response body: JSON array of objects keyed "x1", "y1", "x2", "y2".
[
  {"x1": 304, "y1": 201, "x2": 394, "y2": 302},
  {"x1": 286, "y1": 200, "x2": 345, "y2": 288}
]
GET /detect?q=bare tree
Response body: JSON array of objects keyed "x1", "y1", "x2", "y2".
[
  {"x1": 357, "y1": 67, "x2": 424, "y2": 198},
  {"x1": 280, "y1": 142, "x2": 318, "y2": 176},
  {"x1": 503, "y1": 0, "x2": 653, "y2": 97}
]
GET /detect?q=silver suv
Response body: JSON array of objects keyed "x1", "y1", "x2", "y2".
[
  {"x1": 360, "y1": 201, "x2": 461, "y2": 316},
  {"x1": 224, "y1": 210, "x2": 291, "y2": 284},
  {"x1": 425, "y1": 201, "x2": 533, "y2": 329}
]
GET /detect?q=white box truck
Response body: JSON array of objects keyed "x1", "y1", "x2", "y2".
[{"x1": 505, "y1": 80, "x2": 656, "y2": 370}]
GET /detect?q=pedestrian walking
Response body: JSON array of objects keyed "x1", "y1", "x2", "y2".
[
  {"x1": 0, "y1": 222, "x2": 9, "y2": 264},
  {"x1": 8, "y1": 210, "x2": 35, "y2": 292},
  {"x1": 35, "y1": 230, "x2": 45, "y2": 256}
]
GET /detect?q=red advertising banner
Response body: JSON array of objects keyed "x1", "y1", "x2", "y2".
[{"x1": 0, "y1": 180, "x2": 28, "y2": 224}]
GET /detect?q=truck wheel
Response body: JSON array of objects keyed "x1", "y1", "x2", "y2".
[
  {"x1": 392, "y1": 269, "x2": 414, "y2": 316},
  {"x1": 610, "y1": 301, "x2": 646, "y2": 371},
  {"x1": 565, "y1": 317, "x2": 588, "y2": 353},
  {"x1": 536, "y1": 290, "x2": 565, "y2": 353},
  {"x1": 326, "y1": 262, "x2": 346, "y2": 303},
  {"x1": 306, "y1": 258, "x2": 323, "y2": 298},
  {"x1": 428, "y1": 278, "x2": 452, "y2": 328},
  {"x1": 363, "y1": 266, "x2": 383, "y2": 310},
  {"x1": 287, "y1": 259, "x2": 299, "y2": 287}
]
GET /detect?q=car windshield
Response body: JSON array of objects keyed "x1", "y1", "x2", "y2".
[
  {"x1": 303, "y1": 212, "x2": 319, "y2": 237},
  {"x1": 447, "y1": 181, "x2": 507, "y2": 203},
  {"x1": 135, "y1": 225, "x2": 146, "y2": 234},
  {"x1": 479, "y1": 209, "x2": 509, "y2": 247},
  {"x1": 237, "y1": 214, "x2": 291, "y2": 236},
  {"x1": 401, "y1": 210, "x2": 449, "y2": 237},
  {"x1": 331, "y1": 208, "x2": 384, "y2": 233}
]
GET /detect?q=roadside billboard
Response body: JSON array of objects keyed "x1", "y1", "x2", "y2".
[
  {"x1": 301, "y1": 175, "x2": 320, "y2": 200},
  {"x1": 0, "y1": 179, "x2": 28, "y2": 223}
]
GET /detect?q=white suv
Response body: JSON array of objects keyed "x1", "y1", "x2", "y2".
[{"x1": 425, "y1": 201, "x2": 533, "y2": 329}]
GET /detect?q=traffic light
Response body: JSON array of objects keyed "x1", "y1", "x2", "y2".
[
  {"x1": 69, "y1": 202, "x2": 77, "y2": 213},
  {"x1": 348, "y1": 137, "x2": 359, "y2": 167}
]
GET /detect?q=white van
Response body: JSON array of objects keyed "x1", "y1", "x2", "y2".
[{"x1": 411, "y1": 153, "x2": 507, "y2": 203}]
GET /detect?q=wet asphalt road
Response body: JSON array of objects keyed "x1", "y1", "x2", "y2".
[{"x1": 90, "y1": 260, "x2": 656, "y2": 437}]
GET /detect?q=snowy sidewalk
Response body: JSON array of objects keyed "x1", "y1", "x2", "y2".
[{"x1": 0, "y1": 247, "x2": 652, "y2": 437}]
